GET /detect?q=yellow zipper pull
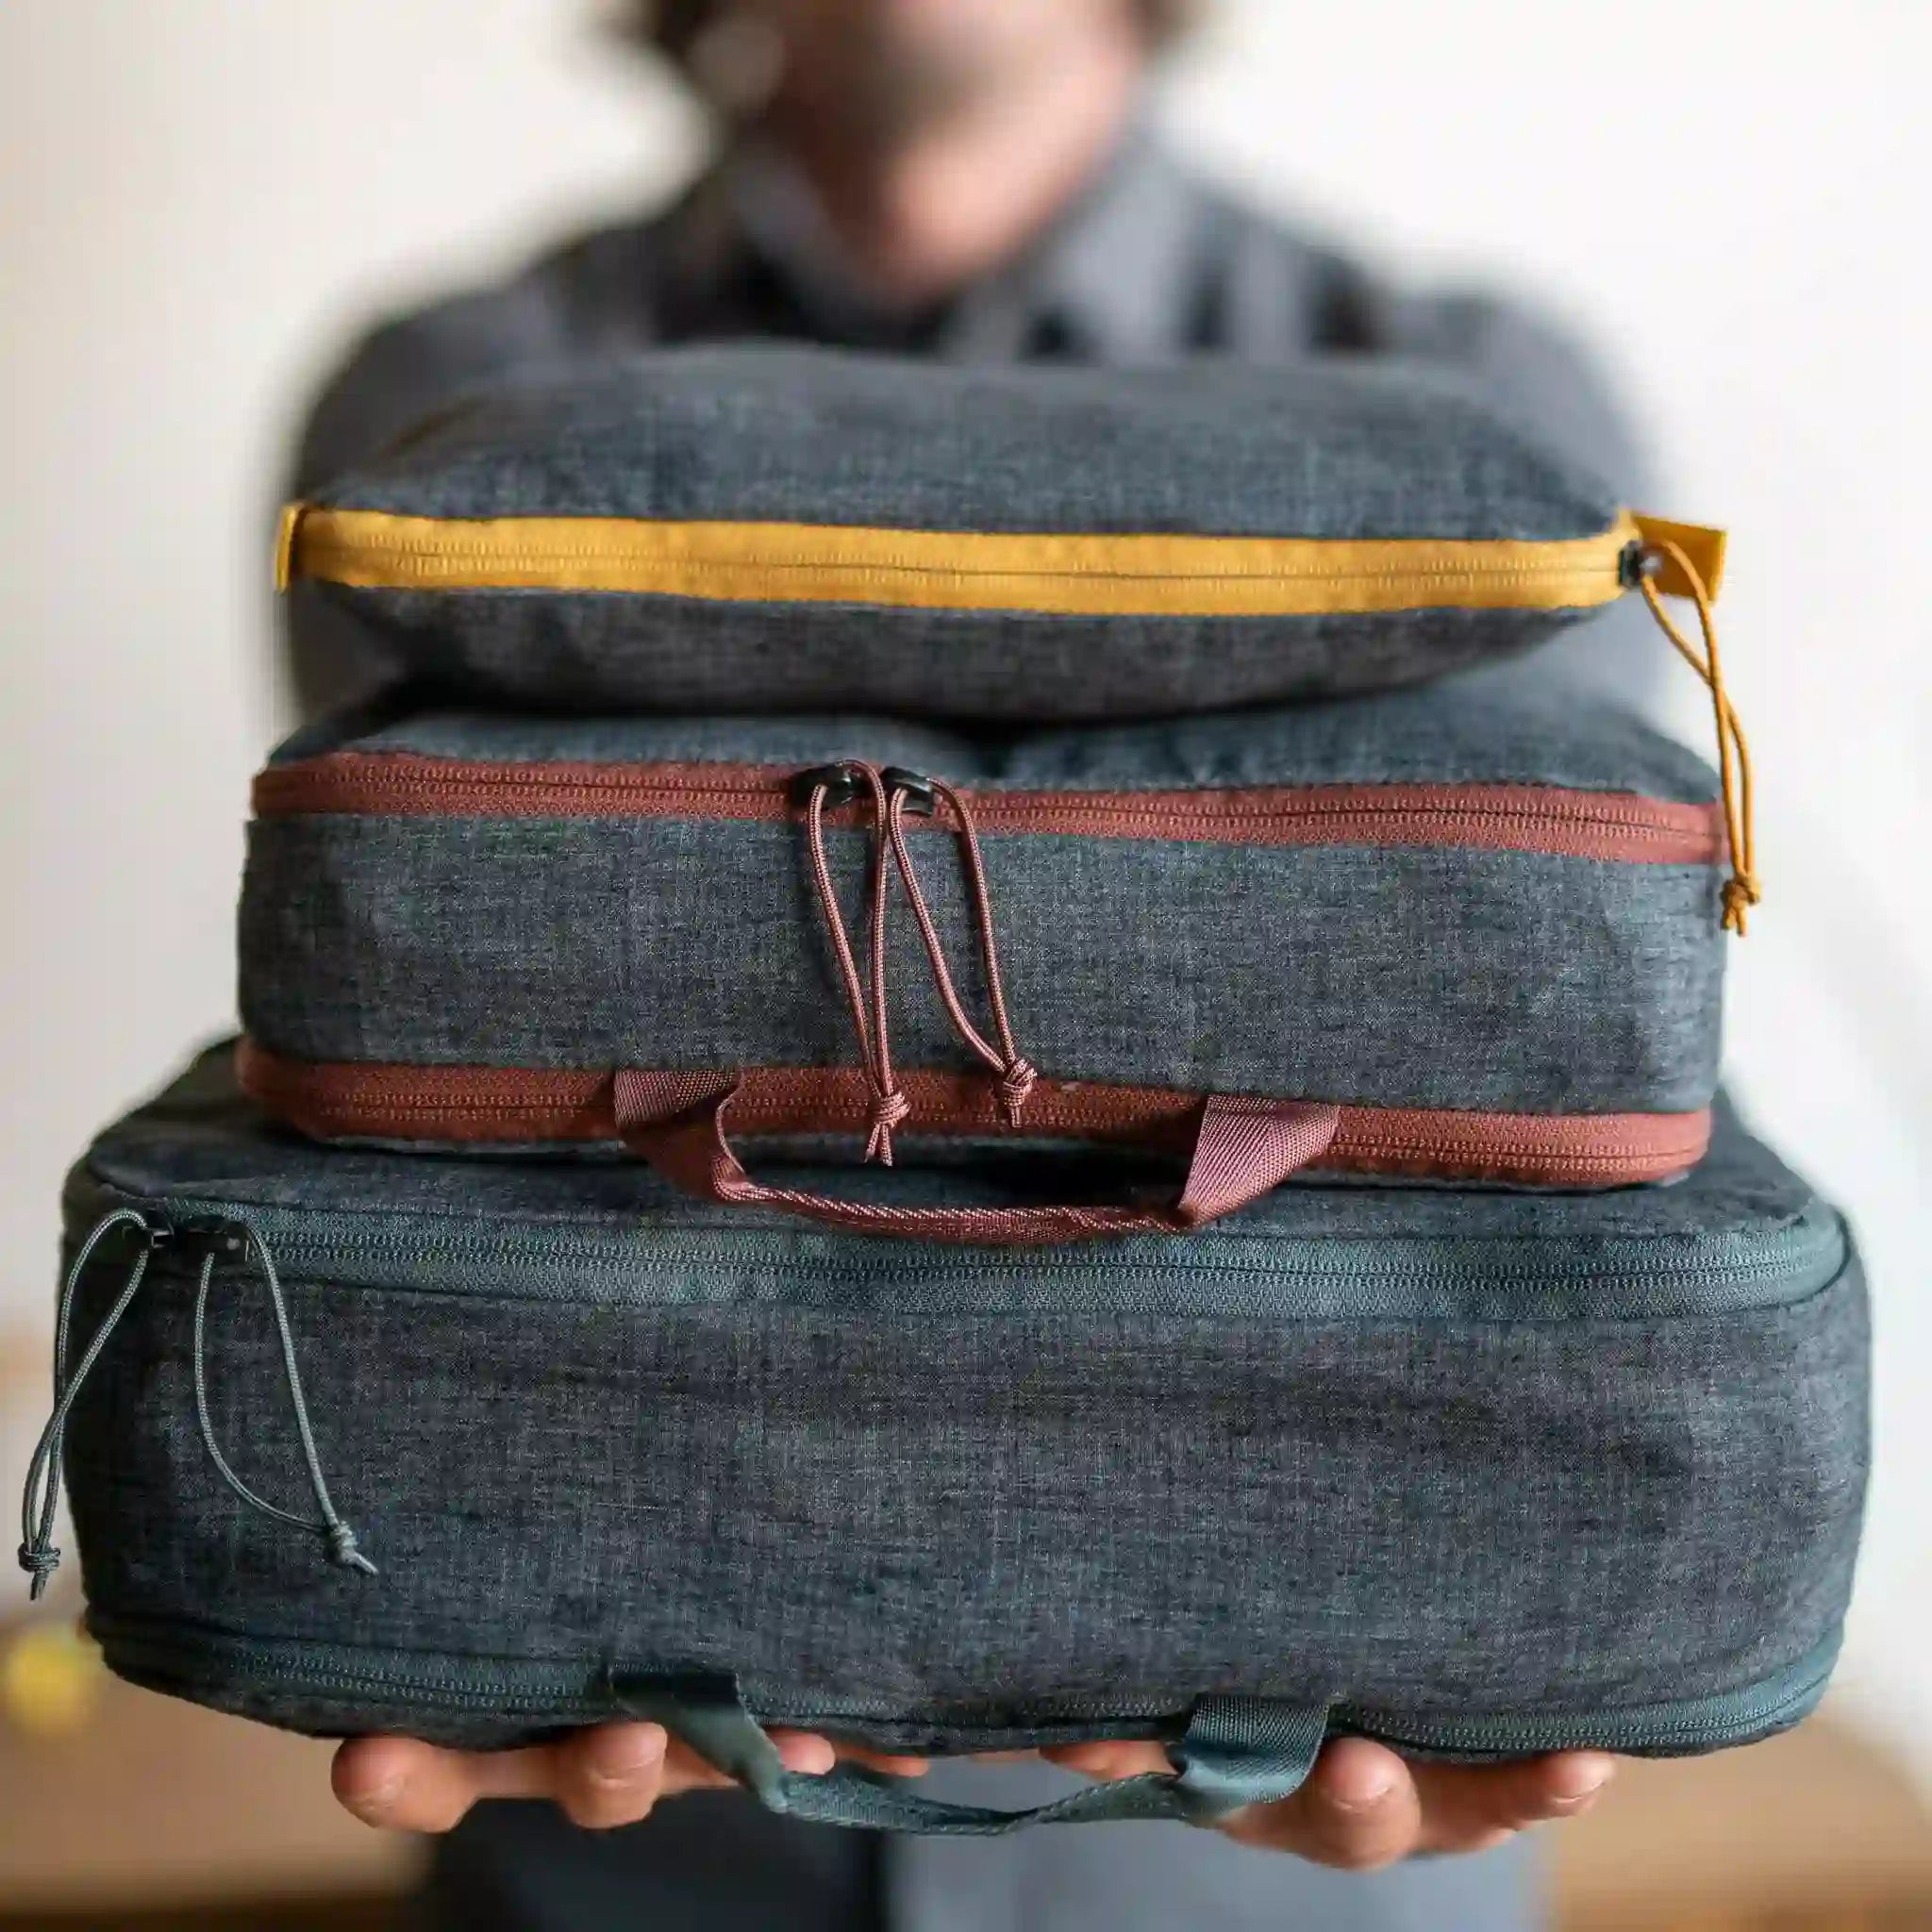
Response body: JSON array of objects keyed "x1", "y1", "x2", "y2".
[
  {"x1": 274, "y1": 503, "x2": 306, "y2": 594},
  {"x1": 1628, "y1": 515, "x2": 1757, "y2": 934},
  {"x1": 1630, "y1": 514, "x2": 1727, "y2": 601}
]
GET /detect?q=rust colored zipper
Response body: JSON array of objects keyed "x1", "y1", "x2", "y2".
[
  {"x1": 254, "y1": 753, "x2": 1724, "y2": 866},
  {"x1": 235, "y1": 1042, "x2": 1713, "y2": 1189}
]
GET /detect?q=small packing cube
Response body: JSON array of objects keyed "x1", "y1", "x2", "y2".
[
  {"x1": 240, "y1": 680, "x2": 1743, "y2": 1219},
  {"x1": 277, "y1": 344, "x2": 1730, "y2": 721},
  {"x1": 26, "y1": 1048, "x2": 1866, "y2": 1833}
]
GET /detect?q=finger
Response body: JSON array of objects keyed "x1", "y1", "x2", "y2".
[
  {"x1": 1041, "y1": 1740, "x2": 1170, "y2": 1781},
  {"x1": 555, "y1": 1724, "x2": 671, "y2": 1829},
  {"x1": 1410, "y1": 1752, "x2": 1617, "y2": 1851},
  {"x1": 749, "y1": 1732, "x2": 930, "y2": 1777},
  {"x1": 598, "y1": 1725, "x2": 842, "y2": 1803},
  {"x1": 334, "y1": 1735, "x2": 556, "y2": 1833},
  {"x1": 765, "y1": 1729, "x2": 840, "y2": 1776},
  {"x1": 833, "y1": 1744, "x2": 931, "y2": 1778},
  {"x1": 1045, "y1": 1735, "x2": 1426, "y2": 1870},
  {"x1": 1223, "y1": 1738, "x2": 1424, "y2": 1868},
  {"x1": 333, "y1": 1722, "x2": 849, "y2": 1834},
  {"x1": 529, "y1": 1721, "x2": 852, "y2": 1827},
  {"x1": 652, "y1": 1734, "x2": 743, "y2": 1795}
]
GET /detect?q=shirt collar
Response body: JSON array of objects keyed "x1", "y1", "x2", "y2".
[
  {"x1": 1004, "y1": 123, "x2": 1205, "y2": 361},
  {"x1": 681, "y1": 117, "x2": 1207, "y2": 362}
]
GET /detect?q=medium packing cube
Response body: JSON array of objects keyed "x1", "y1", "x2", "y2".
[
  {"x1": 25, "y1": 1047, "x2": 1867, "y2": 1833},
  {"x1": 276, "y1": 344, "x2": 1732, "y2": 722},
  {"x1": 238, "y1": 679, "x2": 1746, "y2": 1224}
]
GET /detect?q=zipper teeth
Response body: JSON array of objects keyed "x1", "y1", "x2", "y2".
[
  {"x1": 102, "y1": 1191, "x2": 1838, "y2": 1303},
  {"x1": 250, "y1": 759, "x2": 1724, "y2": 869},
  {"x1": 227, "y1": 1043, "x2": 1716, "y2": 1189},
  {"x1": 230, "y1": 1105, "x2": 1709, "y2": 1187},
  {"x1": 96, "y1": 1624, "x2": 1833, "y2": 1754},
  {"x1": 242, "y1": 1116, "x2": 1711, "y2": 1172},
  {"x1": 249, "y1": 1230, "x2": 1823, "y2": 1287},
  {"x1": 305, "y1": 540, "x2": 1624, "y2": 589},
  {"x1": 287, "y1": 510, "x2": 1637, "y2": 606},
  {"x1": 258, "y1": 763, "x2": 1698, "y2": 830},
  {"x1": 779, "y1": 1669, "x2": 1832, "y2": 1747}
]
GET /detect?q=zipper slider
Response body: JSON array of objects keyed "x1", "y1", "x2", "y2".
[
  {"x1": 1618, "y1": 541, "x2": 1660, "y2": 591},
  {"x1": 1629, "y1": 515, "x2": 1727, "y2": 603},
  {"x1": 880, "y1": 768, "x2": 938, "y2": 818},
  {"x1": 145, "y1": 1214, "x2": 247, "y2": 1261},
  {"x1": 788, "y1": 762, "x2": 867, "y2": 811},
  {"x1": 274, "y1": 504, "x2": 305, "y2": 594}
]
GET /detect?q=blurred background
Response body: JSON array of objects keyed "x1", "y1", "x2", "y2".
[{"x1": 1, "y1": 1, "x2": 1926, "y2": 1924}]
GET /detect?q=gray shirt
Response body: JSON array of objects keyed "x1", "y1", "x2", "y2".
[{"x1": 300, "y1": 125, "x2": 1585, "y2": 1932}]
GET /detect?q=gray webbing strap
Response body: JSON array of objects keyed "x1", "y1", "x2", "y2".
[{"x1": 612, "y1": 1677, "x2": 1328, "y2": 1835}]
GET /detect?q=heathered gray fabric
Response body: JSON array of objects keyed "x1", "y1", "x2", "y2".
[
  {"x1": 305, "y1": 586, "x2": 1581, "y2": 723},
  {"x1": 60, "y1": 1052, "x2": 1865, "y2": 1756},
  {"x1": 241, "y1": 691, "x2": 1726, "y2": 1116},
  {"x1": 272, "y1": 679, "x2": 1722, "y2": 799},
  {"x1": 312, "y1": 349, "x2": 1619, "y2": 539},
  {"x1": 292, "y1": 346, "x2": 1629, "y2": 717}
]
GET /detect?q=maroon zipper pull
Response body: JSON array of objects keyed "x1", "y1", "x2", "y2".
[
  {"x1": 788, "y1": 762, "x2": 867, "y2": 811},
  {"x1": 880, "y1": 767, "x2": 938, "y2": 817}
]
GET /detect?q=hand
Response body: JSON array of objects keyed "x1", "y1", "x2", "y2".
[
  {"x1": 1041, "y1": 1738, "x2": 1616, "y2": 1868},
  {"x1": 331, "y1": 1724, "x2": 928, "y2": 1833},
  {"x1": 333, "y1": 1724, "x2": 1613, "y2": 1857}
]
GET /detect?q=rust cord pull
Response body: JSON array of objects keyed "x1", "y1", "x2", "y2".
[
  {"x1": 884, "y1": 773, "x2": 1038, "y2": 1127},
  {"x1": 1635, "y1": 538, "x2": 1759, "y2": 935},
  {"x1": 800, "y1": 762, "x2": 909, "y2": 1163}
]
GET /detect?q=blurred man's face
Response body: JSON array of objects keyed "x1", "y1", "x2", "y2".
[{"x1": 757, "y1": 0, "x2": 1141, "y2": 128}]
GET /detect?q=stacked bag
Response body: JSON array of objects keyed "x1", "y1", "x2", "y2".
[{"x1": 24, "y1": 349, "x2": 1866, "y2": 1833}]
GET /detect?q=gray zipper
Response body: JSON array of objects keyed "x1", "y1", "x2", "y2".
[
  {"x1": 90, "y1": 1617, "x2": 1838, "y2": 1761},
  {"x1": 69, "y1": 1182, "x2": 1847, "y2": 1324}
]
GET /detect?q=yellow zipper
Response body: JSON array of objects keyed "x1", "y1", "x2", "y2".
[
  {"x1": 275, "y1": 503, "x2": 1748, "y2": 926},
  {"x1": 277, "y1": 504, "x2": 1657, "y2": 619}
]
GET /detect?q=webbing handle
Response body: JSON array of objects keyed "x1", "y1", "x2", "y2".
[
  {"x1": 611, "y1": 1678, "x2": 1330, "y2": 1834},
  {"x1": 614, "y1": 1074, "x2": 1339, "y2": 1246}
]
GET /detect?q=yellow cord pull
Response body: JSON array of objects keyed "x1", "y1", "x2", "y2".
[{"x1": 1634, "y1": 535, "x2": 1758, "y2": 936}]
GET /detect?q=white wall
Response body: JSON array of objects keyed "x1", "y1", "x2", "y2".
[{"x1": 3, "y1": 0, "x2": 1926, "y2": 1776}]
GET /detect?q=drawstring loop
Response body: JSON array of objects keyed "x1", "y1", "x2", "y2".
[
  {"x1": 18, "y1": 1209, "x2": 375, "y2": 1602},
  {"x1": 191, "y1": 1224, "x2": 377, "y2": 1578},
  {"x1": 792, "y1": 760, "x2": 1042, "y2": 1156},
  {"x1": 801, "y1": 761, "x2": 909, "y2": 1164},
  {"x1": 1635, "y1": 539, "x2": 1759, "y2": 935},
  {"x1": 19, "y1": 1208, "x2": 154, "y2": 1600},
  {"x1": 883, "y1": 773, "x2": 1038, "y2": 1127}
]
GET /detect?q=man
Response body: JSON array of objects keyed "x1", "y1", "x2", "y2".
[{"x1": 300, "y1": 3, "x2": 1638, "y2": 1923}]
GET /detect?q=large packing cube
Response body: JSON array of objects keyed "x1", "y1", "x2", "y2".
[
  {"x1": 27, "y1": 1048, "x2": 1866, "y2": 1833},
  {"x1": 276, "y1": 343, "x2": 1729, "y2": 720},
  {"x1": 239, "y1": 680, "x2": 1742, "y2": 1215}
]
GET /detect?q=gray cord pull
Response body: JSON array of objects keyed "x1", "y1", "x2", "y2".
[
  {"x1": 19, "y1": 1208, "x2": 153, "y2": 1599},
  {"x1": 191, "y1": 1223, "x2": 376, "y2": 1577},
  {"x1": 19, "y1": 1209, "x2": 375, "y2": 1599}
]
